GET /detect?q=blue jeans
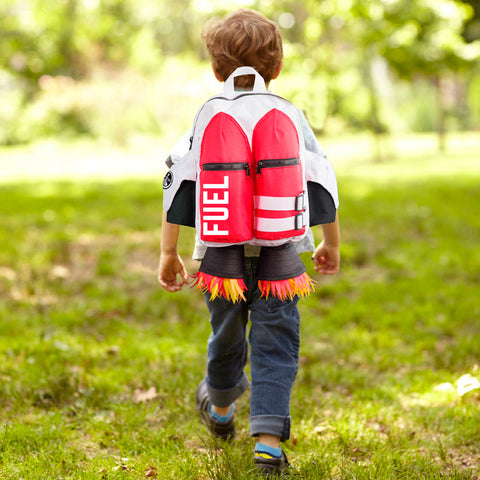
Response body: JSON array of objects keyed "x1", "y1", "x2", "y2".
[{"x1": 204, "y1": 257, "x2": 300, "y2": 442}]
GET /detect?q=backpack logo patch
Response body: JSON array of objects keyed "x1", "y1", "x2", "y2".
[{"x1": 163, "y1": 171, "x2": 174, "y2": 190}]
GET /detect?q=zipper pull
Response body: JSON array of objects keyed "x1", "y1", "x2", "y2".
[
  {"x1": 246, "y1": 163, "x2": 251, "y2": 176},
  {"x1": 256, "y1": 162, "x2": 262, "y2": 175}
]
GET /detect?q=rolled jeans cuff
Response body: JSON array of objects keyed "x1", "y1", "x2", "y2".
[
  {"x1": 250, "y1": 415, "x2": 291, "y2": 442},
  {"x1": 206, "y1": 372, "x2": 250, "y2": 408}
]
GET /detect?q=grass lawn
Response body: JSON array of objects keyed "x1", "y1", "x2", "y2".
[{"x1": 0, "y1": 134, "x2": 479, "y2": 479}]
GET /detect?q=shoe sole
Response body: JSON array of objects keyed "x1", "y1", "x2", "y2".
[
  {"x1": 254, "y1": 451, "x2": 290, "y2": 478},
  {"x1": 195, "y1": 380, "x2": 236, "y2": 440}
]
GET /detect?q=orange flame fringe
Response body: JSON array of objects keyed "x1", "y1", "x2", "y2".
[
  {"x1": 258, "y1": 272, "x2": 316, "y2": 301},
  {"x1": 192, "y1": 272, "x2": 247, "y2": 303}
]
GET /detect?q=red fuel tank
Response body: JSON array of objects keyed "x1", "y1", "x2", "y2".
[
  {"x1": 252, "y1": 109, "x2": 306, "y2": 241},
  {"x1": 199, "y1": 112, "x2": 254, "y2": 243}
]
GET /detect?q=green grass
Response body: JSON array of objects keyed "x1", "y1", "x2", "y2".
[{"x1": 0, "y1": 135, "x2": 479, "y2": 479}]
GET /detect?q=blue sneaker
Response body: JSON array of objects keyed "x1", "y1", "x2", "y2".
[
  {"x1": 254, "y1": 449, "x2": 290, "y2": 477},
  {"x1": 195, "y1": 380, "x2": 236, "y2": 440}
]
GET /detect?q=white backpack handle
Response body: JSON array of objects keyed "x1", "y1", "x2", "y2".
[{"x1": 223, "y1": 66, "x2": 267, "y2": 97}]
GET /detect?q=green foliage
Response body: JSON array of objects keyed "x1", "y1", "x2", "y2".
[
  {"x1": 0, "y1": 0, "x2": 211, "y2": 84},
  {"x1": 459, "y1": 0, "x2": 480, "y2": 41},
  {"x1": 0, "y1": 57, "x2": 211, "y2": 145},
  {"x1": 0, "y1": 135, "x2": 479, "y2": 478},
  {"x1": 468, "y1": 70, "x2": 480, "y2": 124},
  {"x1": 397, "y1": 79, "x2": 438, "y2": 132},
  {"x1": 1, "y1": 0, "x2": 480, "y2": 145}
]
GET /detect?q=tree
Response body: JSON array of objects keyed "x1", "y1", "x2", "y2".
[
  {"x1": 0, "y1": 0, "x2": 87, "y2": 96},
  {"x1": 276, "y1": 0, "x2": 480, "y2": 152},
  {"x1": 376, "y1": 0, "x2": 480, "y2": 150},
  {"x1": 459, "y1": 0, "x2": 480, "y2": 41},
  {"x1": 0, "y1": 0, "x2": 203, "y2": 91}
]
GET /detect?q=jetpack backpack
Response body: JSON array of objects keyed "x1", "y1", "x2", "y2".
[{"x1": 163, "y1": 67, "x2": 339, "y2": 302}]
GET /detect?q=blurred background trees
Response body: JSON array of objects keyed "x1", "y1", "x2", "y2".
[{"x1": 0, "y1": 0, "x2": 479, "y2": 149}]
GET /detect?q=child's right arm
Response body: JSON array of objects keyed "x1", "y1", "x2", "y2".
[
  {"x1": 312, "y1": 212, "x2": 340, "y2": 275},
  {"x1": 158, "y1": 211, "x2": 189, "y2": 292},
  {"x1": 297, "y1": 110, "x2": 340, "y2": 275}
]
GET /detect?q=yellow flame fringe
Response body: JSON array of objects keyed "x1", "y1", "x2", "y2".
[
  {"x1": 192, "y1": 272, "x2": 247, "y2": 303},
  {"x1": 258, "y1": 272, "x2": 316, "y2": 301}
]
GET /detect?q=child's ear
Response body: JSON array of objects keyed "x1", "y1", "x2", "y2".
[
  {"x1": 271, "y1": 61, "x2": 283, "y2": 80},
  {"x1": 212, "y1": 65, "x2": 224, "y2": 82}
]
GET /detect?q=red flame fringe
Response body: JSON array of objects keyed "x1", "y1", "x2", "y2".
[
  {"x1": 258, "y1": 272, "x2": 316, "y2": 301},
  {"x1": 191, "y1": 272, "x2": 247, "y2": 303}
]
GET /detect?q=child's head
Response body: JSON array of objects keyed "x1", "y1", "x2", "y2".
[{"x1": 202, "y1": 9, "x2": 283, "y2": 88}]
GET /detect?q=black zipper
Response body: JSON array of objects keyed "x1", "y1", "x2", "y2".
[
  {"x1": 203, "y1": 162, "x2": 251, "y2": 176},
  {"x1": 256, "y1": 157, "x2": 299, "y2": 174}
]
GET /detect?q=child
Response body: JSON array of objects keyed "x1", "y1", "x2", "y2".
[{"x1": 158, "y1": 9, "x2": 340, "y2": 477}]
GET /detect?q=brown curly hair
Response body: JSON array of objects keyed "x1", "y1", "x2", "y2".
[{"x1": 201, "y1": 9, "x2": 283, "y2": 89}]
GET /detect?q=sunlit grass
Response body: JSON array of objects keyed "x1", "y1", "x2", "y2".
[
  {"x1": 1, "y1": 131, "x2": 479, "y2": 182},
  {"x1": 0, "y1": 135, "x2": 479, "y2": 478}
]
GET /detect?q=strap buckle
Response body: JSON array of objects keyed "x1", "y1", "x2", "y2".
[
  {"x1": 295, "y1": 213, "x2": 305, "y2": 230},
  {"x1": 295, "y1": 193, "x2": 305, "y2": 211}
]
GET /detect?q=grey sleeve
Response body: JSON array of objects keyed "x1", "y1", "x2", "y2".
[
  {"x1": 297, "y1": 109, "x2": 327, "y2": 157},
  {"x1": 165, "y1": 130, "x2": 192, "y2": 168}
]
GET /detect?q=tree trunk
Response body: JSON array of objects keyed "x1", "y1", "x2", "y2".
[
  {"x1": 364, "y1": 55, "x2": 384, "y2": 162},
  {"x1": 434, "y1": 75, "x2": 447, "y2": 152}
]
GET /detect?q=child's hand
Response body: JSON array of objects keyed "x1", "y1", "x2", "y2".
[
  {"x1": 158, "y1": 252, "x2": 189, "y2": 292},
  {"x1": 312, "y1": 241, "x2": 340, "y2": 275}
]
